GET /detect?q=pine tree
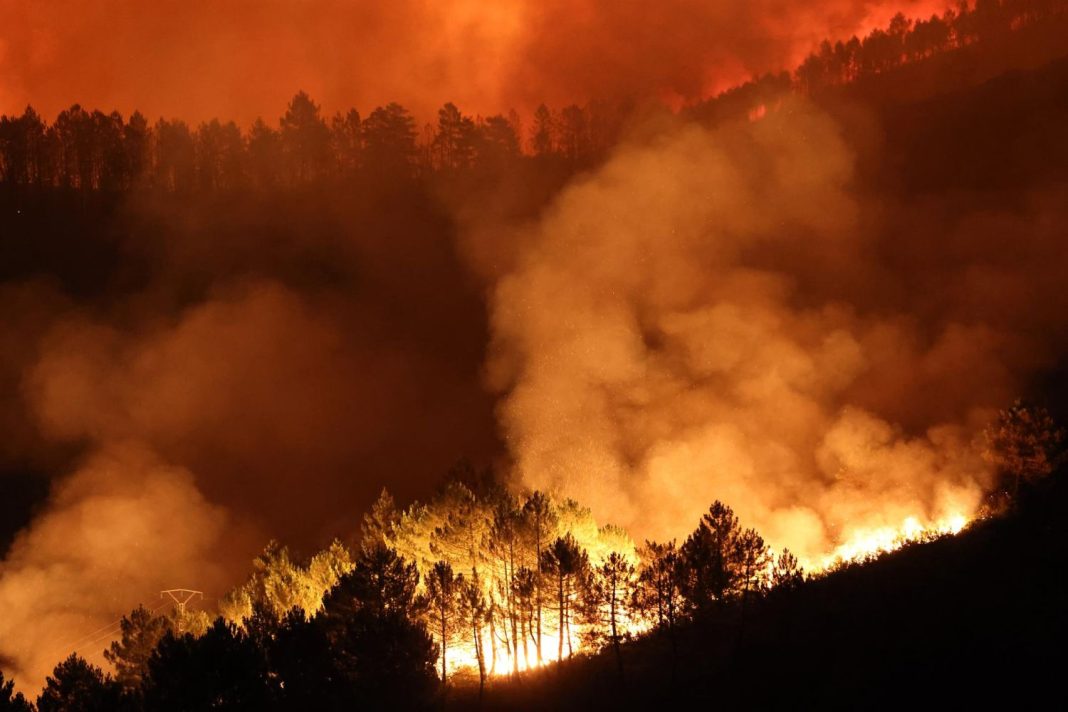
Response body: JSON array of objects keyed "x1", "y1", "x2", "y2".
[
  {"x1": 540, "y1": 534, "x2": 590, "y2": 661},
  {"x1": 424, "y1": 560, "x2": 464, "y2": 682},
  {"x1": 521, "y1": 491, "x2": 557, "y2": 664},
  {"x1": 585, "y1": 552, "x2": 635, "y2": 679},
  {"x1": 0, "y1": 670, "x2": 32, "y2": 712},
  {"x1": 104, "y1": 604, "x2": 171, "y2": 690}
]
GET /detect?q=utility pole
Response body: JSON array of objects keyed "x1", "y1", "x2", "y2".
[{"x1": 161, "y1": 589, "x2": 203, "y2": 634}]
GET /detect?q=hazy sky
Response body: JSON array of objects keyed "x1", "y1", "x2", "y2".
[{"x1": 0, "y1": 0, "x2": 950, "y2": 123}]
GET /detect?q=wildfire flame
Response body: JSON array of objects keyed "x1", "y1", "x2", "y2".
[
  {"x1": 812, "y1": 511, "x2": 971, "y2": 572},
  {"x1": 444, "y1": 609, "x2": 653, "y2": 677},
  {"x1": 440, "y1": 510, "x2": 977, "y2": 680}
]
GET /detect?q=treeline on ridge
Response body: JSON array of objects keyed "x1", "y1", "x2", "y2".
[{"x1": 1, "y1": 0, "x2": 1063, "y2": 195}]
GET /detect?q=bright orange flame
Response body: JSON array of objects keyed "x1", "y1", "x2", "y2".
[
  {"x1": 811, "y1": 511, "x2": 971, "y2": 571},
  {"x1": 444, "y1": 608, "x2": 652, "y2": 677}
]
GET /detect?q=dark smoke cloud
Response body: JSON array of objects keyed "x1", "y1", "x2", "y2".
[{"x1": 0, "y1": 0, "x2": 949, "y2": 121}]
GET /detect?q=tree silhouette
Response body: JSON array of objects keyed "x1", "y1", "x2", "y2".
[
  {"x1": 247, "y1": 117, "x2": 282, "y2": 188},
  {"x1": 324, "y1": 543, "x2": 421, "y2": 620},
  {"x1": 424, "y1": 560, "x2": 464, "y2": 682},
  {"x1": 511, "y1": 565, "x2": 538, "y2": 668},
  {"x1": 52, "y1": 105, "x2": 97, "y2": 190},
  {"x1": 316, "y1": 546, "x2": 437, "y2": 707},
  {"x1": 36, "y1": 654, "x2": 125, "y2": 712},
  {"x1": 585, "y1": 551, "x2": 635, "y2": 679},
  {"x1": 93, "y1": 110, "x2": 126, "y2": 191},
  {"x1": 541, "y1": 534, "x2": 590, "y2": 661},
  {"x1": 460, "y1": 572, "x2": 490, "y2": 697},
  {"x1": 263, "y1": 609, "x2": 335, "y2": 709},
  {"x1": 330, "y1": 108, "x2": 362, "y2": 174},
  {"x1": 324, "y1": 606, "x2": 438, "y2": 709},
  {"x1": 103, "y1": 604, "x2": 171, "y2": 691},
  {"x1": 433, "y1": 102, "x2": 478, "y2": 170},
  {"x1": 530, "y1": 104, "x2": 555, "y2": 156},
  {"x1": 983, "y1": 400, "x2": 1065, "y2": 501},
  {"x1": 152, "y1": 118, "x2": 195, "y2": 193},
  {"x1": 0, "y1": 670, "x2": 32, "y2": 712},
  {"x1": 477, "y1": 114, "x2": 521, "y2": 167},
  {"x1": 556, "y1": 104, "x2": 588, "y2": 164},
  {"x1": 122, "y1": 111, "x2": 149, "y2": 186},
  {"x1": 679, "y1": 501, "x2": 743, "y2": 612},
  {"x1": 0, "y1": 106, "x2": 46, "y2": 187},
  {"x1": 194, "y1": 119, "x2": 244, "y2": 191},
  {"x1": 142, "y1": 620, "x2": 270, "y2": 711},
  {"x1": 736, "y1": 527, "x2": 771, "y2": 602},
  {"x1": 488, "y1": 499, "x2": 523, "y2": 675},
  {"x1": 770, "y1": 548, "x2": 804, "y2": 592},
  {"x1": 635, "y1": 539, "x2": 684, "y2": 670},
  {"x1": 280, "y1": 91, "x2": 331, "y2": 183},
  {"x1": 361, "y1": 103, "x2": 417, "y2": 176},
  {"x1": 522, "y1": 491, "x2": 557, "y2": 664}
]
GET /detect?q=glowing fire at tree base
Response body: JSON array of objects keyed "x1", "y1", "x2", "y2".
[{"x1": 811, "y1": 512, "x2": 972, "y2": 572}]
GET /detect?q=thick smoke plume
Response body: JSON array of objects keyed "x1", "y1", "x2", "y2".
[
  {"x1": 487, "y1": 96, "x2": 1063, "y2": 561},
  {"x1": 0, "y1": 0, "x2": 1063, "y2": 695},
  {"x1": 0, "y1": 189, "x2": 498, "y2": 688},
  {"x1": 0, "y1": 0, "x2": 948, "y2": 121},
  {"x1": 0, "y1": 444, "x2": 241, "y2": 690}
]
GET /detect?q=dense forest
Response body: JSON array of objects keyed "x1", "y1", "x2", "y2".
[
  {"x1": 0, "y1": 399, "x2": 1062, "y2": 710},
  {"x1": 1, "y1": 0, "x2": 1065, "y2": 194},
  {"x1": 3, "y1": 0, "x2": 1068, "y2": 708}
]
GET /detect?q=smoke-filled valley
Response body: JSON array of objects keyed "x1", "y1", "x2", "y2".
[{"x1": 1, "y1": 0, "x2": 1067, "y2": 707}]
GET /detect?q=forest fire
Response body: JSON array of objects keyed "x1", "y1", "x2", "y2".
[
  {"x1": 1, "y1": 0, "x2": 1067, "y2": 708},
  {"x1": 817, "y1": 511, "x2": 971, "y2": 570}
]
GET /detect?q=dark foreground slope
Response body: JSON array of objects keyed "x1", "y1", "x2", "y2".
[{"x1": 454, "y1": 473, "x2": 1066, "y2": 711}]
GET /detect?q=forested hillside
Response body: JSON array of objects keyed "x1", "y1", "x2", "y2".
[{"x1": 2, "y1": 0, "x2": 1067, "y2": 708}]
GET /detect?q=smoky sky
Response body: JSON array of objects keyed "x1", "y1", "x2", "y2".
[
  {"x1": 0, "y1": 0, "x2": 949, "y2": 122},
  {"x1": 0, "y1": 179, "x2": 506, "y2": 688},
  {"x1": 2, "y1": 0, "x2": 1066, "y2": 693}
]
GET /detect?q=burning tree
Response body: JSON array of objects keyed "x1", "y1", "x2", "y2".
[
  {"x1": 423, "y1": 561, "x2": 464, "y2": 682},
  {"x1": 511, "y1": 565, "x2": 538, "y2": 668},
  {"x1": 583, "y1": 552, "x2": 637, "y2": 679},
  {"x1": 488, "y1": 499, "x2": 524, "y2": 675},
  {"x1": 520, "y1": 491, "x2": 558, "y2": 666},
  {"x1": 459, "y1": 573, "x2": 490, "y2": 697},
  {"x1": 219, "y1": 539, "x2": 354, "y2": 625},
  {"x1": 540, "y1": 534, "x2": 591, "y2": 662},
  {"x1": 359, "y1": 488, "x2": 400, "y2": 554}
]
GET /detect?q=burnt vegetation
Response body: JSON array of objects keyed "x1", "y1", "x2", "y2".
[{"x1": 3, "y1": 0, "x2": 1068, "y2": 708}]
